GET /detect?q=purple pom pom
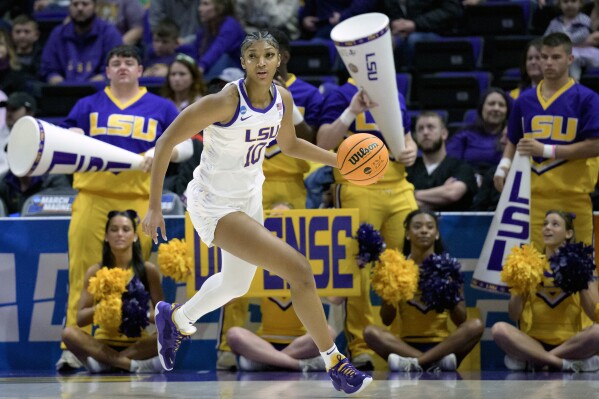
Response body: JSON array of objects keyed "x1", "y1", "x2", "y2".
[
  {"x1": 549, "y1": 242, "x2": 595, "y2": 294},
  {"x1": 355, "y1": 223, "x2": 386, "y2": 269},
  {"x1": 419, "y1": 253, "x2": 464, "y2": 313},
  {"x1": 120, "y1": 276, "x2": 150, "y2": 338}
]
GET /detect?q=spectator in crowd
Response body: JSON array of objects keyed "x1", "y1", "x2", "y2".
[
  {"x1": 215, "y1": 29, "x2": 323, "y2": 370},
  {"x1": 149, "y1": 0, "x2": 201, "y2": 45},
  {"x1": 226, "y1": 203, "x2": 332, "y2": 372},
  {"x1": 0, "y1": 29, "x2": 28, "y2": 94},
  {"x1": 545, "y1": 0, "x2": 599, "y2": 79},
  {"x1": 300, "y1": 0, "x2": 374, "y2": 40},
  {"x1": 194, "y1": 0, "x2": 246, "y2": 80},
  {"x1": 316, "y1": 82, "x2": 418, "y2": 370},
  {"x1": 205, "y1": 66, "x2": 244, "y2": 93},
  {"x1": 446, "y1": 87, "x2": 511, "y2": 182},
  {"x1": 236, "y1": 0, "x2": 301, "y2": 40},
  {"x1": 96, "y1": 0, "x2": 145, "y2": 45},
  {"x1": 510, "y1": 38, "x2": 543, "y2": 100},
  {"x1": 407, "y1": 111, "x2": 478, "y2": 212},
  {"x1": 364, "y1": 210, "x2": 484, "y2": 372},
  {"x1": 62, "y1": 210, "x2": 164, "y2": 373},
  {"x1": 0, "y1": 91, "x2": 34, "y2": 179},
  {"x1": 470, "y1": 129, "x2": 508, "y2": 211},
  {"x1": 492, "y1": 210, "x2": 599, "y2": 372},
  {"x1": 40, "y1": 0, "x2": 123, "y2": 85},
  {"x1": 0, "y1": 92, "x2": 72, "y2": 215},
  {"x1": 160, "y1": 53, "x2": 207, "y2": 111},
  {"x1": 55, "y1": 45, "x2": 190, "y2": 371},
  {"x1": 143, "y1": 19, "x2": 182, "y2": 78},
  {"x1": 494, "y1": 33, "x2": 599, "y2": 250},
  {"x1": 11, "y1": 15, "x2": 42, "y2": 80},
  {"x1": 380, "y1": 0, "x2": 462, "y2": 67}
]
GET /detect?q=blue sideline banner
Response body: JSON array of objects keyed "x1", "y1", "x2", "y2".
[{"x1": 1, "y1": 213, "x2": 552, "y2": 371}]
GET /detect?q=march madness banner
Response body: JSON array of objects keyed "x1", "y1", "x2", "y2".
[{"x1": 186, "y1": 209, "x2": 361, "y2": 297}]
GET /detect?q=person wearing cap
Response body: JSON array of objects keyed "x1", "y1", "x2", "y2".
[
  {"x1": 0, "y1": 92, "x2": 71, "y2": 215},
  {"x1": 206, "y1": 67, "x2": 245, "y2": 94},
  {"x1": 0, "y1": 92, "x2": 38, "y2": 180}
]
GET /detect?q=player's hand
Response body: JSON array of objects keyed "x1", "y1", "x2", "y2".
[
  {"x1": 349, "y1": 88, "x2": 378, "y2": 114},
  {"x1": 140, "y1": 154, "x2": 154, "y2": 173},
  {"x1": 493, "y1": 170, "x2": 507, "y2": 192},
  {"x1": 142, "y1": 208, "x2": 167, "y2": 244},
  {"x1": 516, "y1": 137, "x2": 543, "y2": 157}
]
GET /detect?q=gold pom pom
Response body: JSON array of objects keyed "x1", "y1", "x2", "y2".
[
  {"x1": 371, "y1": 249, "x2": 419, "y2": 304},
  {"x1": 88, "y1": 267, "x2": 130, "y2": 301},
  {"x1": 93, "y1": 295, "x2": 122, "y2": 332},
  {"x1": 501, "y1": 244, "x2": 549, "y2": 296},
  {"x1": 158, "y1": 238, "x2": 193, "y2": 282}
]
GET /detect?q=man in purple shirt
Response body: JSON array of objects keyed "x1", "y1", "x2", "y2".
[{"x1": 40, "y1": 0, "x2": 123, "y2": 84}]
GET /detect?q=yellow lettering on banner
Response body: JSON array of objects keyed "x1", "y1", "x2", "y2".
[{"x1": 186, "y1": 209, "x2": 361, "y2": 298}]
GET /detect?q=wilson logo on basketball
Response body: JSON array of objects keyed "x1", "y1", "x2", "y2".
[{"x1": 349, "y1": 143, "x2": 379, "y2": 165}]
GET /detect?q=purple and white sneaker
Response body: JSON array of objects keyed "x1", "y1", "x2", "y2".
[{"x1": 155, "y1": 301, "x2": 196, "y2": 371}]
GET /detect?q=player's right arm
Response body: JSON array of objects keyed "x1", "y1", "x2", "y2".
[
  {"x1": 142, "y1": 87, "x2": 238, "y2": 243},
  {"x1": 316, "y1": 88, "x2": 376, "y2": 150}
]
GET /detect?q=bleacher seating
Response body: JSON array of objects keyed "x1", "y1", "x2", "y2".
[
  {"x1": 483, "y1": 35, "x2": 535, "y2": 74},
  {"x1": 418, "y1": 72, "x2": 492, "y2": 110},
  {"x1": 288, "y1": 41, "x2": 333, "y2": 76},
  {"x1": 413, "y1": 37, "x2": 484, "y2": 73},
  {"x1": 162, "y1": 191, "x2": 186, "y2": 215},
  {"x1": 462, "y1": 2, "x2": 529, "y2": 36},
  {"x1": 38, "y1": 84, "x2": 99, "y2": 117}
]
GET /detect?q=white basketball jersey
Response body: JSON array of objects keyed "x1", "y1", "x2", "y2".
[{"x1": 193, "y1": 79, "x2": 285, "y2": 198}]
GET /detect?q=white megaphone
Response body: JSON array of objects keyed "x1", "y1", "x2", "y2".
[
  {"x1": 331, "y1": 12, "x2": 405, "y2": 159},
  {"x1": 7, "y1": 116, "x2": 144, "y2": 177}
]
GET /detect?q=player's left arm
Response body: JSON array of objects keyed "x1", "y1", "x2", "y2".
[
  {"x1": 277, "y1": 88, "x2": 337, "y2": 167},
  {"x1": 517, "y1": 137, "x2": 599, "y2": 159}
]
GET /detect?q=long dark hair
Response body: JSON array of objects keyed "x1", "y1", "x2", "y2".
[
  {"x1": 102, "y1": 210, "x2": 148, "y2": 289},
  {"x1": 518, "y1": 38, "x2": 543, "y2": 90},
  {"x1": 199, "y1": 0, "x2": 236, "y2": 56},
  {"x1": 402, "y1": 209, "x2": 445, "y2": 257}
]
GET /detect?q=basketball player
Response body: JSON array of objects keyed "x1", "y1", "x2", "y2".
[
  {"x1": 57, "y1": 45, "x2": 191, "y2": 371},
  {"x1": 316, "y1": 79, "x2": 418, "y2": 370},
  {"x1": 215, "y1": 29, "x2": 324, "y2": 369},
  {"x1": 494, "y1": 33, "x2": 599, "y2": 249},
  {"x1": 142, "y1": 32, "x2": 372, "y2": 395}
]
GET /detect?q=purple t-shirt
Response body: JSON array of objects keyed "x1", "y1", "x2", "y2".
[{"x1": 445, "y1": 127, "x2": 503, "y2": 171}]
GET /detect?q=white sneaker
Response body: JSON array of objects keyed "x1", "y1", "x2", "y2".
[
  {"x1": 299, "y1": 356, "x2": 326, "y2": 372},
  {"x1": 431, "y1": 353, "x2": 457, "y2": 371},
  {"x1": 56, "y1": 350, "x2": 83, "y2": 371},
  {"x1": 238, "y1": 355, "x2": 268, "y2": 371},
  {"x1": 388, "y1": 353, "x2": 422, "y2": 372},
  {"x1": 135, "y1": 356, "x2": 163, "y2": 373},
  {"x1": 350, "y1": 353, "x2": 374, "y2": 371},
  {"x1": 567, "y1": 355, "x2": 599, "y2": 372},
  {"x1": 504, "y1": 355, "x2": 527, "y2": 371},
  {"x1": 85, "y1": 357, "x2": 110, "y2": 373}
]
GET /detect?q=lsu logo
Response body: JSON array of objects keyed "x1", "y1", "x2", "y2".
[
  {"x1": 89, "y1": 113, "x2": 158, "y2": 142},
  {"x1": 530, "y1": 115, "x2": 578, "y2": 142}
]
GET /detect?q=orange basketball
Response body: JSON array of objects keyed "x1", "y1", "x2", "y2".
[{"x1": 337, "y1": 133, "x2": 389, "y2": 186}]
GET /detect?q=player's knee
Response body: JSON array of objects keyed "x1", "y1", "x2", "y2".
[
  {"x1": 491, "y1": 322, "x2": 509, "y2": 342},
  {"x1": 465, "y1": 318, "x2": 485, "y2": 339},
  {"x1": 226, "y1": 327, "x2": 245, "y2": 351},
  {"x1": 363, "y1": 325, "x2": 380, "y2": 346},
  {"x1": 61, "y1": 326, "x2": 77, "y2": 345}
]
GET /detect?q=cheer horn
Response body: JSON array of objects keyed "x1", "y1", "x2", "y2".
[
  {"x1": 7, "y1": 116, "x2": 144, "y2": 177},
  {"x1": 331, "y1": 12, "x2": 405, "y2": 158}
]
